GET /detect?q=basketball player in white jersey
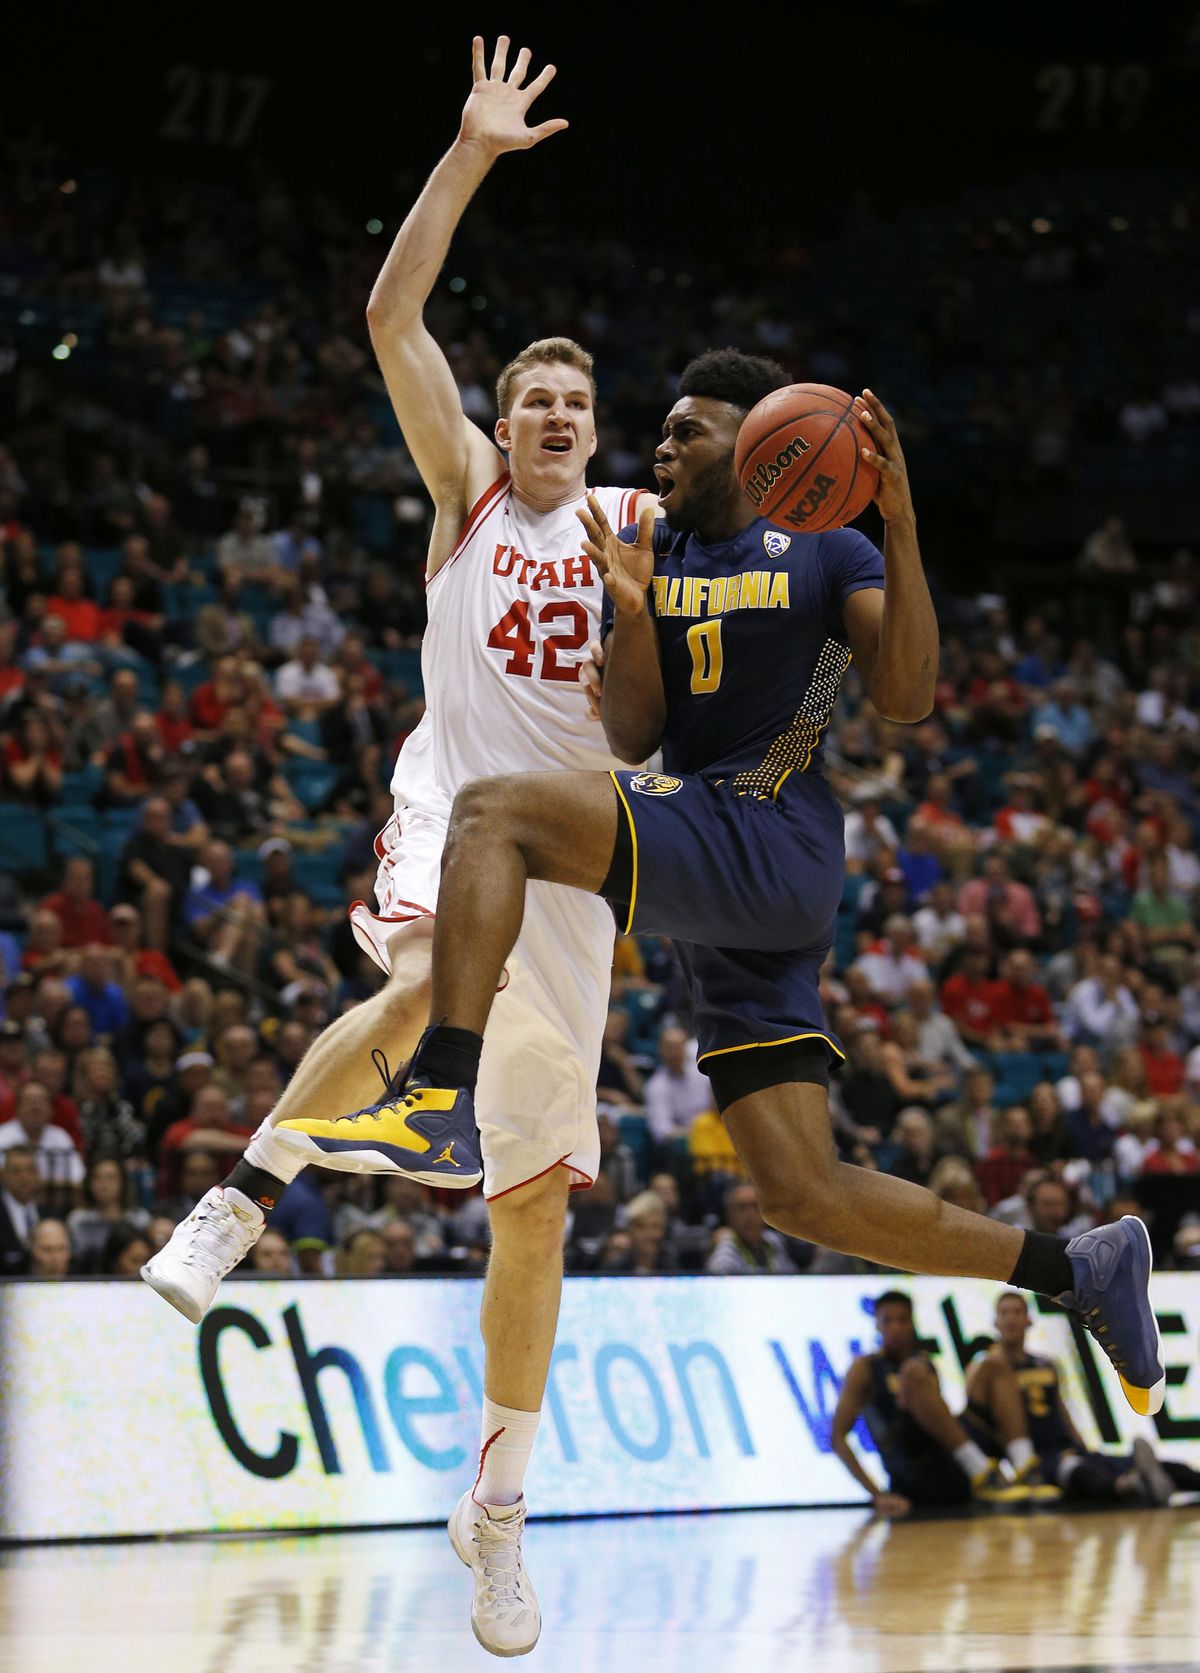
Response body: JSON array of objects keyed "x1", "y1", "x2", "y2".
[{"x1": 143, "y1": 37, "x2": 654, "y2": 1657}]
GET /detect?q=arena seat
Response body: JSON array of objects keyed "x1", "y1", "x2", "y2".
[
  {"x1": 0, "y1": 808, "x2": 48, "y2": 876},
  {"x1": 282, "y1": 759, "x2": 342, "y2": 810}
]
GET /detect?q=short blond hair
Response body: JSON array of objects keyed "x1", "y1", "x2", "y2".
[{"x1": 495, "y1": 337, "x2": 595, "y2": 418}]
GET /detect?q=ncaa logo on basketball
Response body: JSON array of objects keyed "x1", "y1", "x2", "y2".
[
  {"x1": 762, "y1": 530, "x2": 792, "y2": 558},
  {"x1": 630, "y1": 772, "x2": 683, "y2": 796}
]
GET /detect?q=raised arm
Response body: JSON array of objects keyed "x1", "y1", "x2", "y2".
[
  {"x1": 579, "y1": 498, "x2": 665, "y2": 763},
  {"x1": 841, "y1": 389, "x2": 938, "y2": 725},
  {"x1": 366, "y1": 37, "x2": 568, "y2": 576}
]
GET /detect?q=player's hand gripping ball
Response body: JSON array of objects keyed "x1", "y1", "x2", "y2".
[{"x1": 735, "y1": 383, "x2": 879, "y2": 533}]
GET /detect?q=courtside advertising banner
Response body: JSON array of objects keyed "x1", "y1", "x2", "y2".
[{"x1": 3, "y1": 1273, "x2": 1200, "y2": 1540}]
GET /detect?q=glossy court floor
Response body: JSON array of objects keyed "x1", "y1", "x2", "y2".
[{"x1": 3, "y1": 1505, "x2": 1199, "y2": 1672}]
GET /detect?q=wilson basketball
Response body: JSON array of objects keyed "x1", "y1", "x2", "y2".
[{"x1": 735, "y1": 383, "x2": 879, "y2": 533}]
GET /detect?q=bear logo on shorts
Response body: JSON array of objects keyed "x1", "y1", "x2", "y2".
[{"x1": 630, "y1": 772, "x2": 683, "y2": 796}]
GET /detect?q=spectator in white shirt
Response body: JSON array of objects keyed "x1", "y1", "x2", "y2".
[
  {"x1": 642, "y1": 1026, "x2": 712, "y2": 1145},
  {"x1": 216, "y1": 504, "x2": 279, "y2": 583},
  {"x1": 851, "y1": 915, "x2": 930, "y2": 1007},
  {"x1": 912, "y1": 879, "x2": 967, "y2": 966},
  {"x1": 843, "y1": 793, "x2": 899, "y2": 873},
  {"x1": 906, "y1": 978, "x2": 977, "y2": 1072},
  {"x1": 1166, "y1": 815, "x2": 1200, "y2": 899},
  {"x1": 0, "y1": 1081, "x2": 85, "y2": 1197},
  {"x1": 275, "y1": 636, "x2": 340, "y2": 714},
  {"x1": 1062, "y1": 955, "x2": 1140, "y2": 1050}
]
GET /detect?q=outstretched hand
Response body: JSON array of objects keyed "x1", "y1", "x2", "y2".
[
  {"x1": 578, "y1": 496, "x2": 656, "y2": 617},
  {"x1": 854, "y1": 388, "x2": 916, "y2": 526},
  {"x1": 460, "y1": 36, "x2": 569, "y2": 157}
]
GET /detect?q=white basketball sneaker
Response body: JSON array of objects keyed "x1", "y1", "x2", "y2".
[
  {"x1": 447, "y1": 1491, "x2": 541, "y2": 1657},
  {"x1": 141, "y1": 1186, "x2": 265, "y2": 1323}
]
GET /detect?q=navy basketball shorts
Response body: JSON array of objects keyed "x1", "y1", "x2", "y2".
[{"x1": 608, "y1": 768, "x2": 846, "y2": 1081}]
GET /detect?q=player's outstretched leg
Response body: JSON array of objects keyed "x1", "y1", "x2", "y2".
[
  {"x1": 276, "y1": 772, "x2": 616, "y2": 1183},
  {"x1": 447, "y1": 1168, "x2": 569, "y2": 1657},
  {"x1": 724, "y1": 1082, "x2": 1166, "y2": 1418},
  {"x1": 142, "y1": 926, "x2": 434, "y2": 1322}
]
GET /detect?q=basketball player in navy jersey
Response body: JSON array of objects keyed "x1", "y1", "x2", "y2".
[
  {"x1": 831, "y1": 1290, "x2": 1053, "y2": 1512},
  {"x1": 283, "y1": 350, "x2": 1166, "y2": 1423},
  {"x1": 963, "y1": 1292, "x2": 1200, "y2": 1506}
]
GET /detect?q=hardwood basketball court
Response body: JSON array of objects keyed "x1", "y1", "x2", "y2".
[{"x1": 3, "y1": 1505, "x2": 1198, "y2": 1671}]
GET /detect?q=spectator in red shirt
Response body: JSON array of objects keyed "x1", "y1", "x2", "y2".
[
  {"x1": 154, "y1": 681, "x2": 193, "y2": 755},
  {"x1": 45, "y1": 564, "x2": 103, "y2": 642},
  {"x1": 992, "y1": 949, "x2": 1064, "y2": 1052},
  {"x1": 157, "y1": 1084, "x2": 253, "y2": 1197},
  {"x1": 940, "y1": 947, "x2": 1007, "y2": 1049},
  {"x1": 975, "y1": 1105, "x2": 1038, "y2": 1207},
  {"x1": 335, "y1": 633, "x2": 384, "y2": 704},
  {"x1": 39, "y1": 857, "x2": 114, "y2": 949},
  {"x1": 0, "y1": 1020, "x2": 30, "y2": 1122},
  {"x1": 993, "y1": 775, "x2": 1052, "y2": 848},
  {"x1": 1139, "y1": 1014, "x2": 1185, "y2": 1097},
  {"x1": 189, "y1": 654, "x2": 243, "y2": 734},
  {"x1": 1140, "y1": 1106, "x2": 1199, "y2": 1175},
  {"x1": 21, "y1": 910, "x2": 68, "y2": 977},
  {"x1": 108, "y1": 903, "x2": 182, "y2": 991},
  {"x1": 28, "y1": 1049, "x2": 83, "y2": 1150},
  {"x1": 2, "y1": 712, "x2": 63, "y2": 805},
  {"x1": 958, "y1": 852, "x2": 1041, "y2": 947},
  {"x1": 104, "y1": 710, "x2": 168, "y2": 806},
  {"x1": 38, "y1": 856, "x2": 113, "y2": 950}
]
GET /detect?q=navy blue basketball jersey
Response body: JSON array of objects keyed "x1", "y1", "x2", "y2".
[
  {"x1": 608, "y1": 516, "x2": 884, "y2": 794},
  {"x1": 1009, "y1": 1351, "x2": 1070, "y2": 1455},
  {"x1": 862, "y1": 1350, "x2": 941, "y2": 1464}
]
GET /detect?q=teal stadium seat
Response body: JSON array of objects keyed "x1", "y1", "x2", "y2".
[{"x1": 0, "y1": 808, "x2": 48, "y2": 876}]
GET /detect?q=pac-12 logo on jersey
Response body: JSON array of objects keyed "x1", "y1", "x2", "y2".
[
  {"x1": 630, "y1": 772, "x2": 683, "y2": 796},
  {"x1": 763, "y1": 530, "x2": 792, "y2": 559}
]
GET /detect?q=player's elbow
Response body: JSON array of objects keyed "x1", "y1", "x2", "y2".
[
  {"x1": 872, "y1": 687, "x2": 935, "y2": 725},
  {"x1": 602, "y1": 726, "x2": 659, "y2": 766}
]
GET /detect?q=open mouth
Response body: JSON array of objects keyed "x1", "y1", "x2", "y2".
[
  {"x1": 654, "y1": 466, "x2": 676, "y2": 503},
  {"x1": 541, "y1": 436, "x2": 572, "y2": 454}
]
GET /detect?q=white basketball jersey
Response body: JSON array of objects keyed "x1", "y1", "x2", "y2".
[{"x1": 390, "y1": 475, "x2": 642, "y2": 812}]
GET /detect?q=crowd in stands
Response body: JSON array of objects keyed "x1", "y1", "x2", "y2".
[{"x1": 2, "y1": 135, "x2": 1199, "y2": 1285}]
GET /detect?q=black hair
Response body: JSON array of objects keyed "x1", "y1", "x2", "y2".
[
  {"x1": 677, "y1": 348, "x2": 791, "y2": 414},
  {"x1": 101, "y1": 1218, "x2": 152, "y2": 1274},
  {"x1": 873, "y1": 1289, "x2": 914, "y2": 1315}
]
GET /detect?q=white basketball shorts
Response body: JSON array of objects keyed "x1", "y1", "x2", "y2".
[{"x1": 349, "y1": 805, "x2": 614, "y2": 1200}]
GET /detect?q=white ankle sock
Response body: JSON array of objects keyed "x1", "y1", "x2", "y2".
[
  {"x1": 473, "y1": 1398, "x2": 541, "y2": 1507},
  {"x1": 953, "y1": 1439, "x2": 991, "y2": 1480},
  {"x1": 1007, "y1": 1437, "x2": 1034, "y2": 1472},
  {"x1": 244, "y1": 1117, "x2": 308, "y2": 1184}
]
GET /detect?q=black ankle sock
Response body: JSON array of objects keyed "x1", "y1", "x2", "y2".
[
  {"x1": 1009, "y1": 1230, "x2": 1075, "y2": 1299},
  {"x1": 225, "y1": 1160, "x2": 286, "y2": 1213},
  {"x1": 414, "y1": 1024, "x2": 484, "y2": 1093}
]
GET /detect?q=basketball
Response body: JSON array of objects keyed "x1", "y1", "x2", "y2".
[{"x1": 735, "y1": 382, "x2": 879, "y2": 533}]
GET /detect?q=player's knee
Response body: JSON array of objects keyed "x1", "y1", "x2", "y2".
[
  {"x1": 898, "y1": 1358, "x2": 935, "y2": 1401},
  {"x1": 488, "y1": 1168, "x2": 570, "y2": 1250},
  {"x1": 449, "y1": 775, "x2": 519, "y2": 842}
]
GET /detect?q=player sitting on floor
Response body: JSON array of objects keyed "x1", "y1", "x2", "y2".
[
  {"x1": 963, "y1": 1292, "x2": 1200, "y2": 1507},
  {"x1": 830, "y1": 1289, "x2": 1059, "y2": 1515}
]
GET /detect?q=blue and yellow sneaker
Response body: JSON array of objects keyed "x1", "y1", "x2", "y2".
[
  {"x1": 274, "y1": 1047, "x2": 482, "y2": 1187},
  {"x1": 1058, "y1": 1215, "x2": 1165, "y2": 1417}
]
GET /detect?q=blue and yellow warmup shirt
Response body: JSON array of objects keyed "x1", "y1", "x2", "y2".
[{"x1": 607, "y1": 517, "x2": 885, "y2": 796}]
